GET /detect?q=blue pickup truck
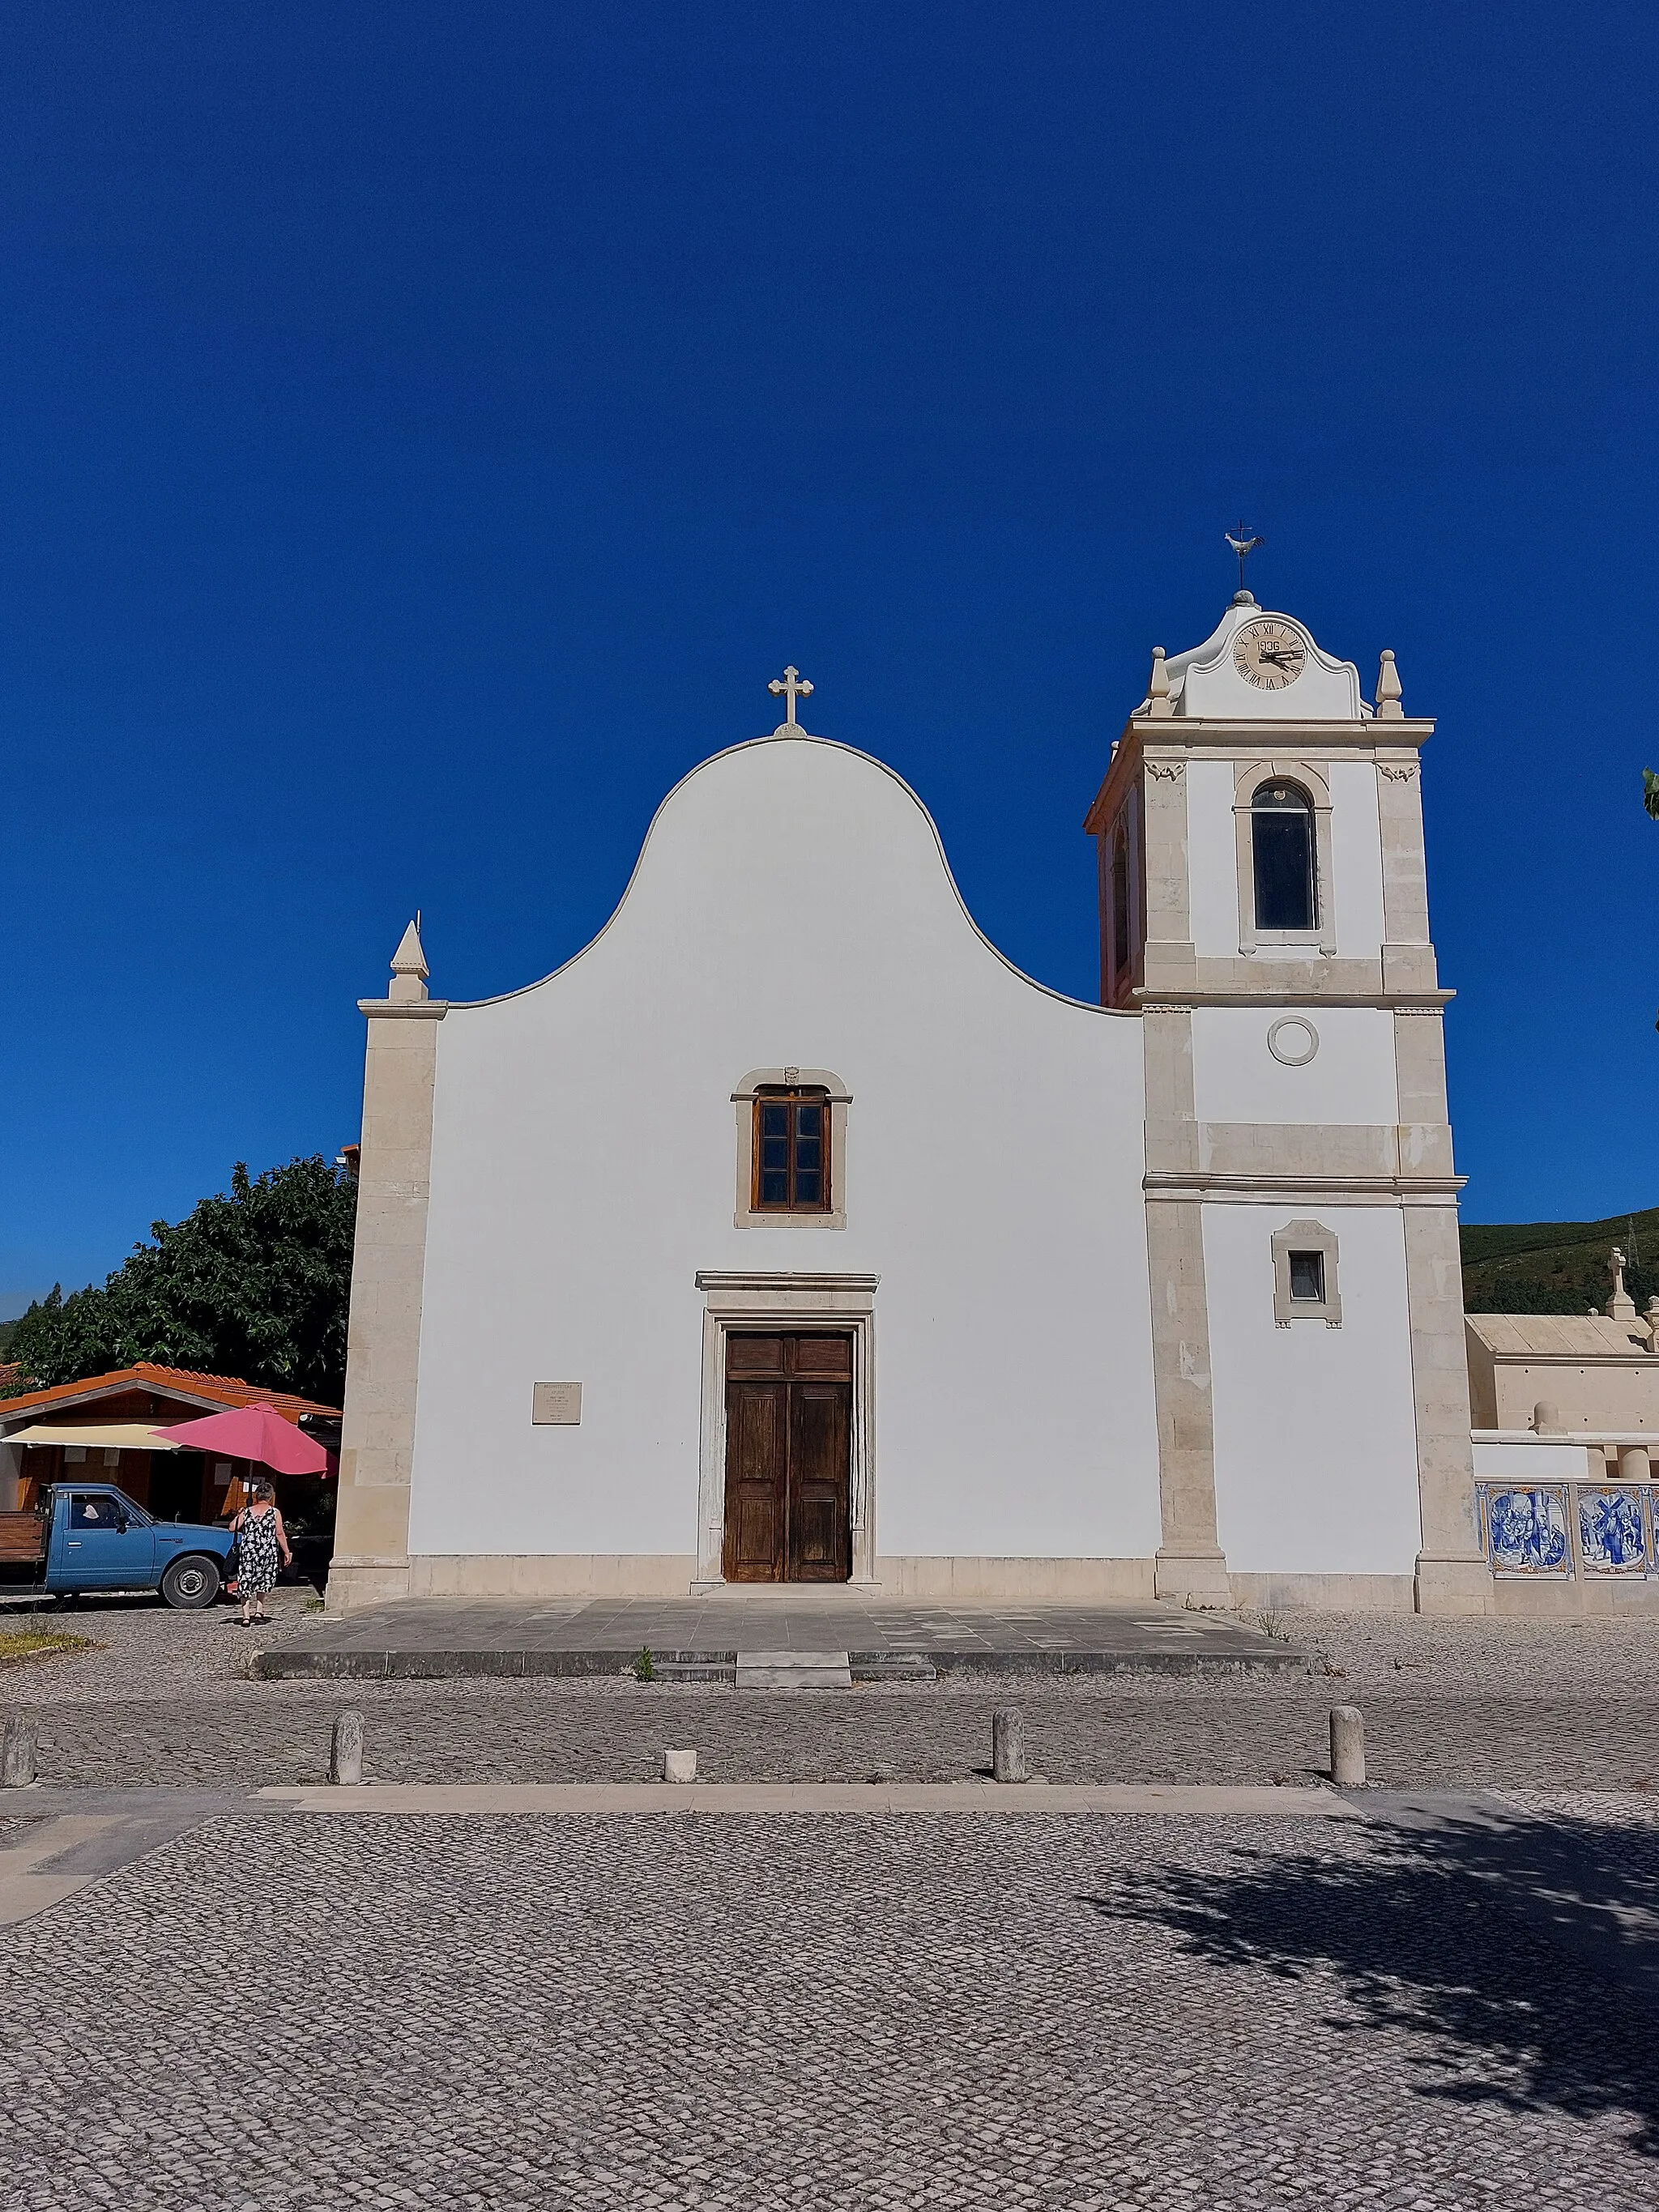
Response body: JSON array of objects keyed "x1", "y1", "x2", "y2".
[{"x1": 0, "y1": 1484, "x2": 236, "y2": 1608}]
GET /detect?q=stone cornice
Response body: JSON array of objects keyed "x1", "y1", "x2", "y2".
[
  {"x1": 1140, "y1": 719, "x2": 1434, "y2": 748},
  {"x1": 694, "y1": 1270, "x2": 881, "y2": 1293},
  {"x1": 358, "y1": 999, "x2": 450, "y2": 1021},
  {"x1": 1085, "y1": 718, "x2": 1434, "y2": 833},
  {"x1": 1145, "y1": 1171, "x2": 1466, "y2": 1199},
  {"x1": 1133, "y1": 989, "x2": 1453, "y2": 1012},
  {"x1": 1478, "y1": 1350, "x2": 1659, "y2": 1370}
]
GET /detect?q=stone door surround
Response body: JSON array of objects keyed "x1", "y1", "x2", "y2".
[{"x1": 694, "y1": 1271, "x2": 878, "y2": 1588}]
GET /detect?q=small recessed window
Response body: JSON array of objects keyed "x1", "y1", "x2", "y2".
[
  {"x1": 1251, "y1": 781, "x2": 1316, "y2": 931},
  {"x1": 753, "y1": 1088, "x2": 830, "y2": 1213},
  {"x1": 1287, "y1": 1251, "x2": 1325, "y2": 1303},
  {"x1": 1272, "y1": 1221, "x2": 1341, "y2": 1327}
]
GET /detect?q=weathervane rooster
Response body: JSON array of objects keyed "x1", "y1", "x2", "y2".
[{"x1": 1224, "y1": 523, "x2": 1263, "y2": 595}]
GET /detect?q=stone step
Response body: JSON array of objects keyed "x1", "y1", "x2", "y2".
[
  {"x1": 735, "y1": 1649, "x2": 854, "y2": 1691},
  {"x1": 849, "y1": 1652, "x2": 938, "y2": 1683},
  {"x1": 649, "y1": 1659, "x2": 737, "y2": 1685}
]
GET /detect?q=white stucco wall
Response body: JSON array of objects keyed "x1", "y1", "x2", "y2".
[
  {"x1": 406, "y1": 734, "x2": 1162, "y2": 1566},
  {"x1": 1190, "y1": 1006, "x2": 1401, "y2": 1127},
  {"x1": 1471, "y1": 1439, "x2": 1598, "y2": 1483},
  {"x1": 1205, "y1": 1202, "x2": 1422, "y2": 1576}
]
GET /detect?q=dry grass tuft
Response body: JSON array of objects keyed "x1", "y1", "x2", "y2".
[{"x1": 0, "y1": 1627, "x2": 101, "y2": 1666}]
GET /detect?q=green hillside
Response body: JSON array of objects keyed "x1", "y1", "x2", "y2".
[{"x1": 1461, "y1": 1205, "x2": 1659, "y2": 1316}]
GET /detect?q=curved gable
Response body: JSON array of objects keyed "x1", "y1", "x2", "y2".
[{"x1": 451, "y1": 734, "x2": 1115, "y2": 1021}]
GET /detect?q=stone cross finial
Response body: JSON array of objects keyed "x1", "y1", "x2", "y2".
[
  {"x1": 768, "y1": 666, "x2": 813, "y2": 730},
  {"x1": 1376, "y1": 649, "x2": 1404, "y2": 719},
  {"x1": 1607, "y1": 1246, "x2": 1638, "y2": 1321}
]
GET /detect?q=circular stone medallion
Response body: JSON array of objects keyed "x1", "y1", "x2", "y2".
[{"x1": 1267, "y1": 1016, "x2": 1320, "y2": 1067}]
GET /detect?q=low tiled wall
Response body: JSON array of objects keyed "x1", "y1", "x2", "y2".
[{"x1": 1476, "y1": 1477, "x2": 1659, "y2": 1613}]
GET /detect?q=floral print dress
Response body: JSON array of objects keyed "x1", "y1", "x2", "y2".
[{"x1": 235, "y1": 1506, "x2": 281, "y2": 1602}]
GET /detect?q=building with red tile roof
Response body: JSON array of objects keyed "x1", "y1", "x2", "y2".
[
  {"x1": 0, "y1": 1364, "x2": 341, "y2": 1524},
  {"x1": 0, "y1": 1362, "x2": 339, "y2": 1425}
]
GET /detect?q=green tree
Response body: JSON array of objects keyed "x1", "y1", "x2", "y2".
[{"x1": 1, "y1": 1157, "x2": 356, "y2": 1404}]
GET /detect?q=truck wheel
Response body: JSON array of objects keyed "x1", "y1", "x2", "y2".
[{"x1": 160, "y1": 1555, "x2": 221, "y2": 1610}]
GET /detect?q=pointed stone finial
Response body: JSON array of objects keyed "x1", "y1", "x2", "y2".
[
  {"x1": 1147, "y1": 646, "x2": 1173, "y2": 718},
  {"x1": 1376, "y1": 649, "x2": 1404, "y2": 719},
  {"x1": 388, "y1": 918, "x2": 429, "y2": 1003},
  {"x1": 1606, "y1": 1247, "x2": 1637, "y2": 1322}
]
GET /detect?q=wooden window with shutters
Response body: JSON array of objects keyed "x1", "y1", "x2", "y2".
[{"x1": 751, "y1": 1086, "x2": 831, "y2": 1213}]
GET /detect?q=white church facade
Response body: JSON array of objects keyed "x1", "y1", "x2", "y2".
[{"x1": 328, "y1": 592, "x2": 1498, "y2": 1616}]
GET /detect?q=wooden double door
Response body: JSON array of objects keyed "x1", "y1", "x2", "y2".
[{"x1": 722, "y1": 1332, "x2": 853, "y2": 1583}]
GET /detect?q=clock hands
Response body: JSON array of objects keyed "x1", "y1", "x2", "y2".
[{"x1": 1234, "y1": 616, "x2": 1306, "y2": 686}]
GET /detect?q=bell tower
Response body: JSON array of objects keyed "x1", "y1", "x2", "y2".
[{"x1": 1085, "y1": 587, "x2": 1490, "y2": 1616}]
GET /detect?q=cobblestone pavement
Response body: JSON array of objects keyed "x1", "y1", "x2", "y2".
[
  {"x1": 1, "y1": 1806, "x2": 1656, "y2": 2209},
  {"x1": 9, "y1": 1677, "x2": 1659, "y2": 1792},
  {"x1": 2, "y1": 1596, "x2": 1657, "y2": 1792}
]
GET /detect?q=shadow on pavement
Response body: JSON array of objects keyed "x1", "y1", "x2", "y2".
[{"x1": 1079, "y1": 1805, "x2": 1659, "y2": 2156}]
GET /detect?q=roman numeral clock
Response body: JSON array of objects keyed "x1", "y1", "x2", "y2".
[{"x1": 1231, "y1": 616, "x2": 1307, "y2": 689}]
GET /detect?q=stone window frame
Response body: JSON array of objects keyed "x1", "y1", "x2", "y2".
[
  {"x1": 1272, "y1": 1219, "x2": 1342, "y2": 1328},
  {"x1": 1234, "y1": 758, "x2": 1337, "y2": 957},
  {"x1": 732, "y1": 1068, "x2": 850, "y2": 1230},
  {"x1": 692, "y1": 1269, "x2": 879, "y2": 1588}
]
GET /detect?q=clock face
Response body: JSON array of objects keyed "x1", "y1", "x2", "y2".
[{"x1": 1233, "y1": 618, "x2": 1307, "y2": 689}]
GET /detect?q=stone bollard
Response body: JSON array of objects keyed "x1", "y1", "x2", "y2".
[
  {"x1": 330, "y1": 1710, "x2": 365, "y2": 1787},
  {"x1": 663, "y1": 1748, "x2": 697, "y2": 1784},
  {"x1": 2, "y1": 1714, "x2": 38, "y2": 1788},
  {"x1": 1329, "y1": 1705, "x2": 1365, "y2": 1788},
  {"x1": 992, "y1": 1706, "x2": 1027, "y2": 1785}
]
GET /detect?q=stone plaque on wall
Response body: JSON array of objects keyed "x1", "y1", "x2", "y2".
[{"x1": 531, "y1": 1383, "x2": 582, "y2": 1426}]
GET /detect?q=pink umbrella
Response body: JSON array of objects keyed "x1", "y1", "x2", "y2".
[{"x1": 152, "y1": 1403, "x2": 330, "y2": 1476}]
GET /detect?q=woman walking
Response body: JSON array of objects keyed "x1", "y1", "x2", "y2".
[{"x1": 231, "y1": 1478, "x2": 291, "y2": 1626}]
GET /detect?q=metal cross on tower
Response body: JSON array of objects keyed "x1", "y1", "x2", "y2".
[
  {"x1": 768, "y1": 665, "x2": 813, "y2": 727},
  {"x1": 1224, "y1": 523, "x2": 1264, "y2": 594}
]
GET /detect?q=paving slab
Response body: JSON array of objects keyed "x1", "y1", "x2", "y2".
[
  {"x1": 251, "y1": 1592, "x2": 1303, "y2": 1678},
  {"x1": 736, "y1": 1648, "x2": 855, "y2": 1690},
  {"x1": 255, "y1": 1779, "x2": 1360, "y2": 1816}
]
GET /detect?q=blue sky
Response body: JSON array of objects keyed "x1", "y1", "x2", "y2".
[{"x1": 2, "y1": 2, "x2": 1656, "y2": 1313}]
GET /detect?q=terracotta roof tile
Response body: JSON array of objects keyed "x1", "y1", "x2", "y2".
[{"x1": 0, "y1": 1362, "x2": 341, "y2": 1422}]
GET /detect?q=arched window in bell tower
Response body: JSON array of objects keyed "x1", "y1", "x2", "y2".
[{"x1": 1250, "y1": 780, "x2": 1317, "y2": 932}]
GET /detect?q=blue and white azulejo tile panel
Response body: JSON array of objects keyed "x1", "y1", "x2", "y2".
[
  {"x1": 1478, "y1": 1484, "x2": 1572, "y2": 1576},
  {"x1": 1576, "y1": 1485, "x2": 1653, "y2": 1575}
]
